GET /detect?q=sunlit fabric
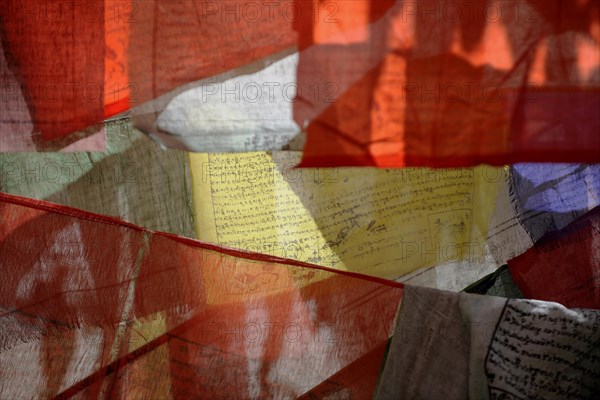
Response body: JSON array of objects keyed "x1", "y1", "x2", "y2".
[
  {"x1": 296, "y1": 0, "x2": 600, "y2": 167},
  {"x1": 189, "y1": 152, "x2": 513, "y2": 286},
  {"x1": 4, "y1": 0, "x2": 598, "y2": 162},
  {"x1": 0, "y1": 0, "x2": 106, "y2": 143},
  {"x1": 376, "y1": 285, "x2": 600, "y2": 399},
  {"x1": 0, "y1": 0, "x2": 295, "y2": 145},
  {"x1": 133, "y1": 49, "x2": 305, "y2": 153},
  {"x1": 3, "y1": 1, "x2": 600, "y2": 397},
  {"x1": 508, "y1": 207, "x2": 600, "y2": 309},
  {"x1": 510, "y1": 163, "x2": 600, "y2": 242},
  {"x1": 0, "y1": 4, "x2": 107, "y2": 152},
  {"x1": 189, "y1": 152, "x2": 598, "y2": 289},
  {"x1": 0, "y1": 192, "x2": 403, "y2": 399}
]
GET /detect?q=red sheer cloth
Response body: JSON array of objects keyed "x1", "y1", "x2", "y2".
[
  {"x1": 295, "y1": 0, "x2": 600, "y2": 167},
  {"x1": 508, "y1": 207, "x2": 600, "y2": 309},
  {"x1": 0, "y1": 193, "x2": 402, "y2": 399},
  {"x1": 0, "y1": 0, "x2": 296, "y2": 142}
]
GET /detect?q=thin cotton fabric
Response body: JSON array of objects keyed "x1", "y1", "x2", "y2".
[
  {"x1": 0, "y1": 4, "x2": 107, "y2": 152},
  {"x1": 508, "y1": 206, "x2": 600, "y2": 309},
  {"x1": 296, "y1": 0, "x2": 600, "y2": 167},
  {"x1": 0, "y1": 0, "x2": 106, "y2": 142},
  {"x1": 376, "y1": 285, "x2": 600, "y2": 399},
  {"x1": 4, "y1": 0, "x2": 600, "y2": 166},
  {"x1": 0, "y1": 192, "x2": 403, "y2": 399},
  {"x1": 189, "y1": 152, "x2": 512, "y2": 286},
  {"x1": 134, "y1": 49, "x2": 305, "y2": 153},
  {"x1": 510, "y1": 163, "x2": 600, "y2": 242},
  {"x1": 188, "y1": 152, "x2": 595, "y2": 290},
  {"x1": 0, "y1": 117, "x2": 195, "y2": 237},
  {"x1": 0, "y1": 0, "x2": 296, "y2": 147}
]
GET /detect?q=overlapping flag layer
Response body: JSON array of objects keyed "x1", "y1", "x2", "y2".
[{"x1": 1, "y1": 1, "x2": 599, "y2": 399}]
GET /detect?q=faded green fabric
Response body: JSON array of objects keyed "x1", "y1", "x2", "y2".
[{"x1": 0, "y1": 118, "x2": 195, "y2": 237}]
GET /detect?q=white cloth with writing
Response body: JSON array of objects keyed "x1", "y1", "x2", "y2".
[{"x1": 376, "y1": 285, "x2": 600, "y2": 400}]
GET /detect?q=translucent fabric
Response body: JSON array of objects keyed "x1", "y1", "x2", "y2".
[
  {"x1": 510, "y1": 163, "x2": 600, "y2": 242},
  {"x1": 0, "y1": 192, "x2": 403, "y2": 399},
  {"x1": 0, "y1": 118, "x2": 195, "y2": 237},
  {"x1": 0, "y1": 0, "x2": 296, "y2": 148},
  {"x1": 377, "y1": 285, "x2": 600, "y2": 399},
  {"x1": 508, "y1": 206, "x2": 600, "y2": 309},
  {"x1": 295, "y1": 0, "x2": 600, "y2": 167},
  {"x1": 4, "y1": 0, "x2": 599, "y2": 164}
]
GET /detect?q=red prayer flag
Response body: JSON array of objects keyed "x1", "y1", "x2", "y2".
[
  {"x1": 295, "y1": 0, "x2": 600, "y2": 167},
  {"x1": 508, "y1": 207, "x2": 600, "y2": 309},
  {"x1": 0, "y1": 192, "x2": 402, "y2": 399},
  {"x1": 0, "y1": 0, "x2": 296, "y2": 142}
]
